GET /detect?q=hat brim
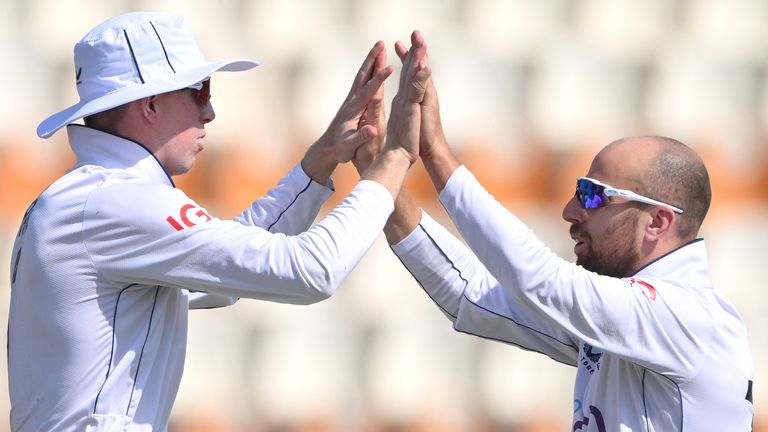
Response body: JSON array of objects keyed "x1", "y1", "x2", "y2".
[{"x1": 37, "y1": 59, "x2": 258, "y2": 139}]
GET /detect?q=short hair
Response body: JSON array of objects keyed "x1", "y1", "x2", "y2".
[
  {"x1": 83, "y1": 103, "x2": 131, "y2": 130},
  {"x1": 640, "y1": 137, "x2": 711, "y2": 239}
]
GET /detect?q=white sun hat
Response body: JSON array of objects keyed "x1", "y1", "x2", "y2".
[{"x1": 37, "y1": 11, "x2": 259, "y2": 138}]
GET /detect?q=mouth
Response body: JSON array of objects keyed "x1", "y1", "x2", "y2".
[
  {"x1": 573, "y1": 241, "x2": 586, "y2": 255},
  {"x1": 569, "y1": 226, "x2": 587, "y2": 251}
]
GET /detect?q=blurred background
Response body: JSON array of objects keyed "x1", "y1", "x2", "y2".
[{"x1": 1, "y1": 0, "x2": 767, "y2": 430}]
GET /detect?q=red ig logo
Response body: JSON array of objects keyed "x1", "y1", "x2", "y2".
[
  {"x1": 166, "y1": 204, "x2": 212, "y2": 231},
  {"x1": 629, "y1": 277, "x2": 657, "y2": 301}
]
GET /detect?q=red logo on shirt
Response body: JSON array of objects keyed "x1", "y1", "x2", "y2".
[
  {"x1": 166, "y1": 204, "x2": 212, "y2": 231},
  {"x1": 629, "y1": 278, "x2": 656, "y2": 301}
]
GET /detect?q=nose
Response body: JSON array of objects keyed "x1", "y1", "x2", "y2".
[
  {"x1": 562, "y1": 194, "x2": 587, "y2": 223},
  {"x1": 201, "y1": 102, "x2": 216, "y2": 124}
]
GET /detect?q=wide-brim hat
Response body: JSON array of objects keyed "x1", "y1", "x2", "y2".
[{"x1": 37, "y1": 11, "x2": 259, "y2": 138}]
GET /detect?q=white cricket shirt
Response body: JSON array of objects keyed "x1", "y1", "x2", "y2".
[
  {"x1": 8, "y1": 125, "x2": 394, "y2": 431},
  {"x1": 391, "y1": 166, "x2": 754, "y2": 431}
]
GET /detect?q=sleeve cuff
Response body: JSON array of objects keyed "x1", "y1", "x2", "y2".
[
  {"x1": 296, "y1": 163, "x2": 336, "y2": 192},
  {"x1": 354, "y1": 180, "x2": 395, "y2": 214},
  {"x1": 438, "y1": 165, "x2": 472, "y2": 206},
  {"x1": 391, "y1": 210, "x2": 432, "y2": 253}
]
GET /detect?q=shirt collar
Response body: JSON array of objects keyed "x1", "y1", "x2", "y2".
[
  {"x1": 632, "y1": 238, "x2": 711, "y2": 287},
  {"x1": 67, "y1": 124, "x2": 175, "y2": 187}
]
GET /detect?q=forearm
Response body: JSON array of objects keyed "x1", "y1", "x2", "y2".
[
  {"x1": 300, "y1": 134, "x2": 338, "y2": 185},
  {"x1": 235, "y1": 164, "x2": 332, "y2": 234},
  {"x1": 361, "y1": 147, "x2": 413, "y2": 199},
  {"x1": 384, "y1": 187, "x2": 422, "y2": 244},
  {"x1": 421, "y1": 133, "x2": 461, "y2": 194}
]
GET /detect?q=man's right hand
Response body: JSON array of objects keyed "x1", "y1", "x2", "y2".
[
  {"x1": 394, "y1": 32, "x2": 459, "y2": 193},
  {"x1": 383, "y1": 30, "x2": 431, "y2": 164},
  {"x1": 361, "y1": 30, "x2": 431, "y2": 199}
]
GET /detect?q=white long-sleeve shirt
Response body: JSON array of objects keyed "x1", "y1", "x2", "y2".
[
  {"x1": 391, "y1": 166, "x2": 754, "y2": 431},
  {"x1": 8, "y1": 125, "x2": 394, "y2": 431}
]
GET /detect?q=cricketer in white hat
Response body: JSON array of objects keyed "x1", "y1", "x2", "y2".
[
  {"x1": 10, "y1": 9, "x2": 433, "y2": 431},
  {"x1": 37, "y1": 11, "x2": 258, "y2": 138}
]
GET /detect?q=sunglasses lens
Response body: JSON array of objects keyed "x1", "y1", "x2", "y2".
[
  {"x1": 196, "y1": 80, "x2": 210, "y2": 105},
  {"x1": 188, "y1": 80, "x2": 210, "y2": 106},
  {"x1": 576, "y1": 179, "x2": 607, "y2": 209}
]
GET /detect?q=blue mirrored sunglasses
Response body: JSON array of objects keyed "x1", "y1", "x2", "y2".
[{"x1": 576, "y1": 177, "x2": 684, "y2": 213}]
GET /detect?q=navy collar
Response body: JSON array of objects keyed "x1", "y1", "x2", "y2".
[{"x1": 632, "y1": 238, "x2": 711, "y2": 287}]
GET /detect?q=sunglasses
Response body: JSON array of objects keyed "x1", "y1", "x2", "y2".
[
  {"x1": 186, "y1": 79, "x2": 211, "y2": 106},
  {"x1": 576, "y1": 177, "x2": 684, "y2": 213}
]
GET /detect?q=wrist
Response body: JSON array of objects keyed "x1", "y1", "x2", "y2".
[
  {"x1": 381, "y1": 141, "x2": 417, "y2": 166},
  {"x1": 351, "y1": 159, "x2": 371, "y2": 176},
  {"x1": 360, "y1": 146, "x2": 414, "y2": 199},
  {"x1": 378, "y1": 146, "x2": 415, "y2": 169},
  {"x1": 301, "y1": 136, "x2": 338, "y2": 184},
  {"x1": 420, "y1": 138, "x2": 458, "y2": 193}
]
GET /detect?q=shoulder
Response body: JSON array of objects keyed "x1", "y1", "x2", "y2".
[
  {"x1": 626, "y1": 276, "x2": 718, "y2": 330},
  {"x1": 83, "y1": 178, "x2": 216, "y2": 237}
]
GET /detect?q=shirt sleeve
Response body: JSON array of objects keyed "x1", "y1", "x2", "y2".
[
  {"x1": 82, "y1": 178, "x2": 393, "y2": 306},
  {"x1": 234, "y1": 163, "x2": 334, "y2": 234},
  {"x1": 435, "y1": 166, "x2": 714, "y2": 379},
  {"x1": 187, "y1": 164, "x2": 333, "y2": 309},
  {"x1": 186, "y1": 290, "x2": 239, "y2": 309},
  {"x1": 391, "y1": 211, "x2": 580, "y2": 365}
]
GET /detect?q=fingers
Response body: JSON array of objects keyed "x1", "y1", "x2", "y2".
[
  {"x1": 354, "y1": 65, "x2": 393, "y2": 110},
  {"x1": 360, "y1": 124, "x2": 378, "y2": 141},
  {"x1": 362, "y1": 95, "x2": 385, "y2": 131},
  {"x1": 410, "y1": 30, "x2": 426, "y2": 57},
  {"x1": 352, "y1": 40, "x2": 386, "y2": 91},
  {"x1": 345, "y1": 124, "x2": 379, "y2": 151},
  {"x1": 407, "y1": 61, "x2": 431, "y2": 104},
  {"x1": 374, "y1": 38, "x2": 387, "y2": 73},
  {"x1": 394, "y1": 41, "x2": 408, "y2": 62},
  {"x1": 395, "y1": 31, "x2": 429, "y2": 104}
]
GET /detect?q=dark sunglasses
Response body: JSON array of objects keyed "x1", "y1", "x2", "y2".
[
  {"x1": 576, "y1": 177, "x2": 683, "y2": 213},
  {"x1": 186, "y1": 79, "x2": 211, "y2": 106}
]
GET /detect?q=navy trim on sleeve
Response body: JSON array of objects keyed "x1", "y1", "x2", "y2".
[
  {"x1": 267, "y1": 178, "x2": 313, "y2": 232},
  {"x1": 395, "y1": 223, "x2": 578, "y2": 367}
]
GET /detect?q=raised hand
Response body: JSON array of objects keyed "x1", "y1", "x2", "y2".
[
  {"x1": 384, "y1": 30, "x2": 431, "y2": 163},
  {"x1": 394, "y1": 34, "x2": 445, "y2": 160},
  {"x1": 352, "y1": 42, "x2": 388, "y2": 174},
  {"x1": 360, "y1": 30, "x2": 431, "y2": 199},
  {"x1": 394, "y1": 31, "x2": 458, "y2": 192},
  {"x1": 302, "y1": 41, "x2": 394, "y2": 183}
]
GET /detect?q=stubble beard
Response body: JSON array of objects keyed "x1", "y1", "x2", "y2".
[{"x1": 574, "y1": 212, "x2": 642, "y2": 278}]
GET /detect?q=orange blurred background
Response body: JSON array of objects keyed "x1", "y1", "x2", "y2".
[{"x1": 1, "y1": 1, "x2": 766, "y2": 431}]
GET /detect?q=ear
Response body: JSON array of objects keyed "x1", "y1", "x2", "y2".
[
  {"x1": 644, "y1": 206, "x2": 676, "y2": 241},
  {"x1": 137, "y1": 95, "x2": 161, "y2": 124}
]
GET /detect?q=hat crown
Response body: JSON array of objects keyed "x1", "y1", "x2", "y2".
[
  {"x1": 74, "y1": 12, "x2": 204, "y2": 102},
  {"x1": 37, "y1": 11, "x2": 257, "y2": 139}
]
